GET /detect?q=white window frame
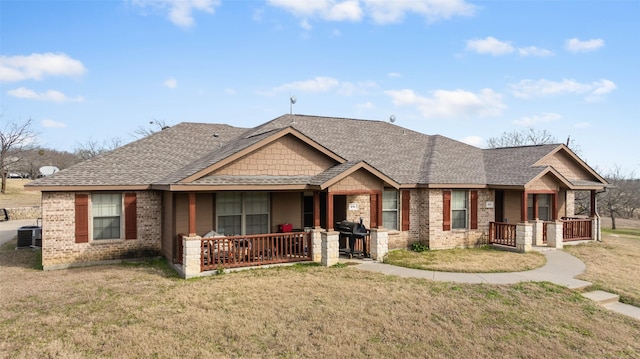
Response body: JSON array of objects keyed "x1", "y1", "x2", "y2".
[
  {"x1": 382, "y1": 189, "x2": 399, "y2": 231},
  {"x1": 216, "y1": 192, "x2": 270, "y2": 236},
  {"x1": 90, "y1": 193, "x2": 124, "y2": 240},
  {"x1": 451, "y1": 190, "x2": 468, "y2": 230}
]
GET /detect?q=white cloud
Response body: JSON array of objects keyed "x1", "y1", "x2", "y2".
[
  {"x1": 42, "y1": 119, "x2": 66, "y2": 128},
  {"x1": 461, "y1": 135, "x2": 483, "y2": 147},
  {"x1": 357, "y1": 101, "x2": 375, "y2": 109},
  {"x1": 385, "y1": 88, "x2": 506, "y2": 118},
  {"x1": 573, "y1": 122, "x2": 591, "y2": 129},
  {"x1": 271, "y1": 77, "x2": 377, "y2": 96},
  {"x1": 466, "y1": 37, "x2": 514, "y2": 56},
  {"x1": 565, "y1": 38, "x2": 604, "y2": 53},
  {"x1": 388, "y1": 72, "x2": 402, "y2": 78},
  {"x1": 513, "y1": 112, "x2": 562, "y2": 126},
  {"x1": 510, "y1": 78, "x2": 616, "y2": 100},
  {"x1": 164, "y1": 77, "x2": 177, "y2": 88},
  {"x1": 224, "y1": 88, "x2": 236, "y2": 95},
  {"x1": 131, "y1": 0, "x2": 220, "y2": 28},
  {"x1": 7, "y1": 87, "x2": 84, "y2": 103},
  {"x1": 267, "y1": 0, "x2": 474, "y2": 24},
  {"x1": 518, "y1": 46, "x2": 554, "y2": 57},
  {"x1": 363, "y1": 0, "x2": 476, "y2": 24},
  {"x1": 0, "y1": 52, "x2": 86, "y2": 82},
  {"x1": 300, "y1": 18, "x2": 312, "y2": 30}
]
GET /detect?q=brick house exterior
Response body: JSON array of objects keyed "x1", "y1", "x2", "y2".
[{"x1": 27, "y1": 114, "x2": 607, "y2": 275}]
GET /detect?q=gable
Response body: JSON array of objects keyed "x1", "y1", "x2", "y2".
[
  {"x1": 526, "y1": 172, "x2": 560, "y2": 192},
  {"x1": 213, "y1": 134, "x2": 338, "y2": 177},
  {"x1": 329, "y1": 168, "x2": 384, "y2": 192},
  {"x1": 537, "y1": 147, "x2": 600, "y2": 182}
]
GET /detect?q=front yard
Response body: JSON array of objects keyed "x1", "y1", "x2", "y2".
[{"x1": 1, "y1": 233, "x2": 639, "y2": 358}]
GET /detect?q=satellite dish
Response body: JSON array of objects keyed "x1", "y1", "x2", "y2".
[
  {"x1": 390, "y1": 115, "x2": 396, "y2": 123},
  {"x1": 290, "y1": 95, "x2": 297, "y2": 105},
  {"x1": 39, "y1": 166, "x2": 59, "y2": 176}
]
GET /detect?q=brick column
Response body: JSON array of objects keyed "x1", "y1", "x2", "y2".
[
  {"x1": 310, "y1": 229, "x2": 323, "y2": 263},
  {"x1": 182, "y1": 235, "x2": 202, "y2": 279},
  {"x1": 369, "y1": 228, "x2": 388, "y2": 261},
  {"x1": 516, "y1": 222, "x2": 533, "y2": 252},
  {"x1": 321, "y1": 230, "x2": 339, "y2": 266},
  {"x1": 532, "y1": 219, "x2": 544, "y2": 246},
  {"x1": 547, "y1": 221, "x2": 564, "y2": 249}
]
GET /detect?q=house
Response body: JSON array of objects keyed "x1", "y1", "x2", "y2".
[{"x1": 26, "y1": 114, "x2": 607, "y2": 278}]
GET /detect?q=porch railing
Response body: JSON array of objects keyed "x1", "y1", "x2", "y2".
[
  {"x1": 489, "y1": 222, "x2": 517, "y2": 247},
  {"x1": 562, "y1": 218, "x2": 592, "y2": 242},
  {"x1": 201, "y1": 232, "x2": 311, "y2": 271}
]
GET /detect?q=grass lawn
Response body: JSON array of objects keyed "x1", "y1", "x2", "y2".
[
  {"x1": 0, "y1": 179, "x2": 41, "y2": 207},
  {"x1": 2, "y1": 239, "x2": 639, "y2": 358},
  {"x1": 564, "y1": 231, "x2": 640, "y2": 307},
  {"x1": 384, "y1": 245, "x2": 546, "y2": 273}
]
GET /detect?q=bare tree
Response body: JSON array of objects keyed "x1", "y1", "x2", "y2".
[
  {"x1": 599, "y1": 166, "x2": 638, "y2": 229},
  {"x1": 487, "y1": 127, "x2": 557, "y2": 148},
  {"x1": 74, "y1": 137, "x2": 123, "y2": 160},
  {"x1": 132, "y1": 119, "x2": 170, "y2": 139},
  {"x1": 1, "y1": 117, "x2": 36, "y2": 193}
]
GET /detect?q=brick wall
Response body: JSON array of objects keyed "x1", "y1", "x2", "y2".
[
  {"x1": 41, "y1": 191, "x2": 162, "y2": 269},
  {"x1": 426, "y1": 188, "x2": 494, "y2": 250}
]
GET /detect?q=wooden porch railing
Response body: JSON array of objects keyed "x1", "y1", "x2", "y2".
[
  {"x1": 489, "y1": 222, "x2": 517, "y2": 247},
  {"x1": 562, "y1": 219, "x2": 592, "y2": 242},
  {"x1": 174, "y1": 233, "x2": 184, "y2": 265},
  {"x1": 201, "y1": 232, "x2": 311, "y2": 271}
]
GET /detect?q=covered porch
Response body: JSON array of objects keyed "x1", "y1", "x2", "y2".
[{"x1": 489, "y1": 189, "x2": 600, "y2": 251}]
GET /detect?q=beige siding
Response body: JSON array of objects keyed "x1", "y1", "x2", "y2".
[
  {"x1": 215, "y1": 135, "x2": 336, "y2": 176},
  {"x1": 541, "y1": 150, "x2": 594, "y2": 181},
  {"x1": 196, "y1": 193, "x2": 214, "y2": 235},
  {"x1": 41, "y1": 191, "x2": 162, "y2": 269},
  {"x1": 527, "y1": 173, "x2": 560, "y2": 191},
  {"x1": 329, "y1": 169, "x2": 383, "y2": 193},
  {"x1": 271, "y1": 192, "x2": 302, "y2": 232},
  {"x1": 175, "y1": 193, "x2": 189, "y2": 235},
  {"x1": 161, "y1": 191, "x2": 174, "y2": 259},
  {"x1": 503, "y1": 191, "x2": 521, "y2": 224}
]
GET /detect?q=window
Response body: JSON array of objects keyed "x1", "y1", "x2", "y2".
[
  {"x1": 216, "y1": 192, "x2": 269, "y2": 235},
  {"x1": 92, "y1": 193, "x2": 122, "y2": 239},
  {"x1": 451, "y1": 190, "x2": 467, "y2": 229},
  {"x1": 382, "y1": 189, "x2": 399, "y2": 230},
  {"x1": 528, "y1": 194, "x2": 551, "y2": 221}
]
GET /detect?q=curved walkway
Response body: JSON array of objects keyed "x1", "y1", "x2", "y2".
[{"x1": 355, "y1": 250, "x2": 592, "y2": 289}]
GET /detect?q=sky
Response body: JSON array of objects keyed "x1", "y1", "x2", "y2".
[{"x1": 1, "y1": 0, "x2": 639, "y2": 176}]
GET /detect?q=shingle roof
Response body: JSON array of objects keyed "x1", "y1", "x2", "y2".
[{"x1": 27, "y1": 114, "x2": 598, "y2": 189}]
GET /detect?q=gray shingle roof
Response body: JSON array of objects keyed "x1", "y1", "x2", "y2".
[{"x1": 27, "y1": 114, "x2": 600, "y2": 189}]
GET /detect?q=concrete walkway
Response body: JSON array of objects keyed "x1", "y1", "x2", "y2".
[{"x1": 354, "y1": 249, "x2": 592, "y2": 289}]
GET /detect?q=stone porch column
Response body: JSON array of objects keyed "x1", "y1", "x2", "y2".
[
  {"x1": 321, "y1": 230, "x2": 339, "y2": 266},
  {"x1": 515, "y1": 222, "x2": 533, "y2": 253},
  {"x1": 532, "y1": 220, "x2": 544, "y2": 246},
  {"x1": 547, "y1": 221, "x2": 564, "y2": 249},
  {"x1": 369, "y1": 228, "x2": 388, "y2": 261},
  {"x1": 591, "y1": 217, "x2": 599, "y2": 241},
  {"x1": 182, "y1": 235, "x2": 202, "y2": 279},
  {"x1": 310, "y1": 229, "x2": 323, "y2": 263}
]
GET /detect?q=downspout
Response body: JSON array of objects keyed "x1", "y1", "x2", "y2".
[{"x1": 595, "y1": 188, "x2": 607, "y2": 242}]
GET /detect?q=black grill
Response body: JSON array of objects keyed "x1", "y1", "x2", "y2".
[{"x1": 335, "y1": 218, "x2": 369, "y2": 258}]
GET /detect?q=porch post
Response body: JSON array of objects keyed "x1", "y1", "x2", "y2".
[
  {"x1": 547, "y1": 221, "x2": 564, "y2": 249},
  {"x1": 321, "y1": 230, "x2": 339, "y2": 266},
  {"x1": 551, "y1": 192, "x2": 558, "y2": 220},
  {"x1": 182, "y1": 234, "x2": 203, "y2": 279},
  {"x1": 590, "y1": 190, "x2": 596, "y2": 218},
  {"x1": 515, "y1": 222, "x2": 533, "y2": 252},
  {"x1": 521, "y1": 191, "x2": 528, "y2": 222},
  {"x1": 313, "y1": 191, "x2": 321, "y2": 228},
  {"x1": 532, "y1": 194, "x2": 539, "y2": 220},
  {"x1": 369, "y1": 193, "x2": 378, "y2": 228},
  {"x1": 532, "y1": 219, "x2": 544, "y2": 246},
  {"x1": 188, "y1": 192, "x2": 197, "y2": 236},
  {"x1": 376, "y1": 192, "x2": 383, "y2": 229},
  {"x1": 327, "y1": 192, "x2": 334, "y2": 231},
  {"x1": 369, "y1": 228, "x2": 388, "y2": 261}
]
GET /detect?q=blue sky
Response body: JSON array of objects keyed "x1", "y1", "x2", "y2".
[{"x1": 1, "y1": 0, "x2": 639, "y2": 175}]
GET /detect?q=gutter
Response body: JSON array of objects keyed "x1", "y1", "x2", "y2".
[{"x1": 595, "y1": 187, "x2": 607, "y2": 242}]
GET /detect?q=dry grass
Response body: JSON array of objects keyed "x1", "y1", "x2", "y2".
[
  {"x1": 0, "y1": 179, "x2": 41, "y2": 208},
  {"x1": 564, "y1": 232, "x2": 640, "y2": 307},
  {"x1": 385, "y1": 246, "x2": 546, "y2": 273},
  {"x1": 1, "y1": 241, "x2": 639, "y2": 358}
]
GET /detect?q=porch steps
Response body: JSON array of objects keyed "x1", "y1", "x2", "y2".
[{"x1": 582, "y1": 290, "x2": 640, "y2": 321}]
